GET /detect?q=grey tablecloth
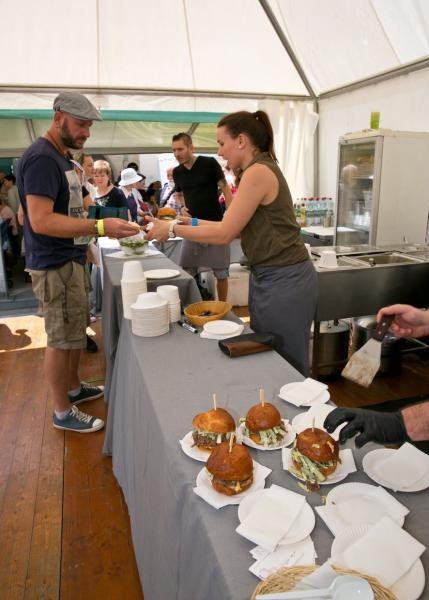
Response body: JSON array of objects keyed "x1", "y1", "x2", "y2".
[
  {"x1": 101, "y1": 248, "x2": 201, "y2": 403},
  {"x1": 102, "y1": 319, "x2": 429, "y2": 600},
  {"x1": 154, "y1": 238, "x2": 245, "y2": 268}
]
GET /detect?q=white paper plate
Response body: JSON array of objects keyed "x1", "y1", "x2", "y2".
[
  {"x1": 238, "y1": 419, "x2": 295, "y2": 450},
  {"x1": 179, "y1": 431, "x2": 217, "y2": 462},
  {"x1": 363, "y1": 448, "x2": 429, "y2": 492},
  {"x1": 326, "y1": 482, "x2": 406, "y2": 528},
  {"x1": 238, "y1": 488, "x2": 315, "y2": 545},
  {"x1": 203, "y1": 320, "x2": 242, "y2": 336},
  {"x1": 291, "y1": 404, "x2": 343, "y2": 441},
  {"x1": 144, "y1": 269, "x2": 180, "y2": 279},
  {"x1": 279, "y1": 382, "x2": 330, "y2": 407},
  {"x1": 195, "y1": 461, "x2": 269, "y2": 506},
  {"x1": 331, "y1": 524, "x2": 425, "y2": 600},
  {"x1": 282, "y1": 448, "x2": 355, "y2": 485}
]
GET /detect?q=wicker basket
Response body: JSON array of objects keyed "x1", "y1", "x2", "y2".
[
  {"x1": 183, "y1": 300, "x2": 232, "y2": 327},
  {"x1": 251, "y1": 565, "x2": 395, "y2": 600}
]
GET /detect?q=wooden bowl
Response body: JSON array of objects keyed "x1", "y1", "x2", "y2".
[{"x1": 184, "y1": 301, "x2": 232, "y2": 327}]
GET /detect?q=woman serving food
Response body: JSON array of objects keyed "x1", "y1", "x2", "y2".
[{"x1": 145, "y1": 110, "x2": 318, "y2": 375}]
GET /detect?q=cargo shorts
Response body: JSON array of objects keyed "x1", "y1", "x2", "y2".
[{"x1": 30, "y1": 261, "x2": 91, "y2": 350}]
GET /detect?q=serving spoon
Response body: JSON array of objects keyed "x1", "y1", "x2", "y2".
[{"x1": 255, "y1": 574, "x2": 374, "y2": 599}]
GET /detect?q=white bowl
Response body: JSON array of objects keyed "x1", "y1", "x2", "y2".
[
  {"x1": 133, "y1": 292, "x2": 167, "y2": 309},
  {"x1": 119, "y1": 232, "x2": 149, "y2": 255}
]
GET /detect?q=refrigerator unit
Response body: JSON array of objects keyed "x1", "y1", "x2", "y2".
[{"x1": 334, "y1": 129, "x2": 429, "y2": 246}]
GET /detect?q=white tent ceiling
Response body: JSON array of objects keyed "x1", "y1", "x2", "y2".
[{"x1": 2, "y1": 0, "x2": 429, "y2": 97}]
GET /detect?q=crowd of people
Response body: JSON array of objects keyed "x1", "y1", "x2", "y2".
[{"x1": 8, "y1": 90, "x2": 428, "y2": 445}]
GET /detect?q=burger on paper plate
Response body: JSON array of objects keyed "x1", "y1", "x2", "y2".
[
  {"x1": 241, "y1": 402, "x2": 287, "y2": 447},
  {"x1": 192, "y1": 407, "x2": 236, "y2": 452},
  {"x1": 206, "y1": 441, "x2": 253, "y2": 496},
  {"x1": 289, "y1": 427, "x2": 339, "y2": 489}
]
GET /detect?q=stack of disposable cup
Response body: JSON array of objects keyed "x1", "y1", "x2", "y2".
[
  {"x1": 156, "y1": 285, "x2": 181, "y2": 323},
  {"x1": 131, "y1": 292, "x2": 169, "y2": 337},
  {"x1": 121, "y1": 261, "x2": 147, "y2": 319}
]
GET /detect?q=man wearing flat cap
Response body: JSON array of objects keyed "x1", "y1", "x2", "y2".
[{"x1": 16, "y1": 91, "x2": 138, "y2": 433}]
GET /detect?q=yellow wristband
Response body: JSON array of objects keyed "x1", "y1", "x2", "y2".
[{"x1": 96, "y1": 219, "x2": 105, "y2": 236}]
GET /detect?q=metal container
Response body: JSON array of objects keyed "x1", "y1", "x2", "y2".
[
  {"x1": 352, "y1": 315, "x2": 403, "y2": 375},
  {"x1": 312, "y1": 320, "x2": 350, "y2": 376}
]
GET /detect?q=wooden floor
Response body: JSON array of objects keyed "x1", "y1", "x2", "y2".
[
  {"x1": 0, "y1": 314, "x2": 143, "y2": 600},
  {"x1": 0, "y1": 309, "x2": 428, "y2": 599}
]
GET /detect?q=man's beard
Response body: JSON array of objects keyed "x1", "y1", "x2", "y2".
[{"x1": 59, "y1": 121, "x2": 86, "y2": 150}]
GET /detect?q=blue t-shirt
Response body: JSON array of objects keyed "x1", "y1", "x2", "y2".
[{"x1": 16, "y1": 138, "x2": 87, "y2": 270}]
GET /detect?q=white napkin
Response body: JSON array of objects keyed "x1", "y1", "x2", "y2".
[
  {"x1": 249, "y1": 537, "x2": 316, "y2": 580},
  {"x1": 236, "y1": 485, "x2": 306, "y2": 551},
  {"x1": 193, "y1": 461, "x2": 271, "y2": 509},
  {"x1": 282, "y1": 448, "x2": 356, "y2": 481},
  {"x1": 294, "y1": 561, "x2": 338, "y2": 591},
  {"x1": 373, "y1": 442, "x2": 429, "y2": 488},
  {"x1": 331, "y1": 516, "x2": 425, "y2": 587},
  {"x1": 281, "y1": 378, "x2": 328, "y2": 407},
  {"x1": 316, "y1": 486, "x2": 409, "y2": 536}
]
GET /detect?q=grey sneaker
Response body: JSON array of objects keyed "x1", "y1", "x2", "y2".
[
  {"x1": 68, "y1": 382, "x2": 104, "y2": 405},
  {"x1": 53, "y1": 406, "x2": 104, "y2": 433}
]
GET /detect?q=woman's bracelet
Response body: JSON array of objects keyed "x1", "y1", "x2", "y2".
[{"x1": 191, "y1": 217, "x2": 199, "y2": 227}]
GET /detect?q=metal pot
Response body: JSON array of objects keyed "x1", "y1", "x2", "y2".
[
  {"x1": 312, "y1": 320, "x2": 350, "y2": 376},
  {"x1": 352, "y1": 315, "x2": 403, "y2": 375}
]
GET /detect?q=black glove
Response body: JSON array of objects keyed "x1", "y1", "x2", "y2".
[{"x1": 324, "y1": 407, "x2": 410, "y2": 448}]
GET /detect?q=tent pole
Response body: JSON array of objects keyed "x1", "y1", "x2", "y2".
[
  {"x1": 319, "y1": 57, "x2": 429, "y2": 99},
  {"x1": 313, "y1": 100, "x2": 319, "y2": 195},
  {"x1": 0, "y1": 84, "x2": 308, "y2": 102},
  {"x1": 258, "y1": 0, "x2": 316, "y2": 100}
]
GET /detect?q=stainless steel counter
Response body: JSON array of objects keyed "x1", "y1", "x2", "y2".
[{"x1": 311, "y1": 244, "x2": 429, "y2": 376}]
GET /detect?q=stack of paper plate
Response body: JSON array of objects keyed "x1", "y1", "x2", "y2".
[{"x1": 131, "y1": 292, "x2": 169, "y2": 337}]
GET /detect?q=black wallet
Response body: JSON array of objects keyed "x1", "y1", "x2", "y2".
[{"x1": 218, "y1": 332, "x2": 279, "y2": 358}]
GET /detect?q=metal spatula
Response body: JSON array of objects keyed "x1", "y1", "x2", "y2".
[{"x1": 341, "y1": 315, "x2": 394, "y2": 387}]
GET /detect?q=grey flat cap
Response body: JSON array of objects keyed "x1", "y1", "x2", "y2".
[{"x1": 53, "y1": 91, "x2": 102, "y2": 121}]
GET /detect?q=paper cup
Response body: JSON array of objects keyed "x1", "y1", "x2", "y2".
[
  {"x1": 156, "y1": 285, "x2": 180, "y2": 302},
  {"x1": 122, "y1": 260, "x2": 145, "y2": 282}
]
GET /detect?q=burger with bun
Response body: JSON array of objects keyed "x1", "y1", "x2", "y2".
[
  {"x1": 206, "y1": 441, "x2": 253, "y2": 496},
  {"x1": 289, "y1": 427, "x2": 340, "y2": 489},
  {"x1": 241, "y1": 402, "x2": 286, "y2": 447},
  {"x1": 158, "y1": 206, "x2": 177, "y2": 220},
  {"x1": 192, "y1": 408, "x2": 236, "y2": 452}
]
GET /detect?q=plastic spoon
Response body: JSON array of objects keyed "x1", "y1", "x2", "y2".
[{"x1": 255, "y1": 575, "x2": 374, "y2": 599}]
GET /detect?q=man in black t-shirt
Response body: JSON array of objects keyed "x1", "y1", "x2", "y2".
[
  {"x1": 17, "y1": 91, "x2": 138, "y2": 434},
  {"x1": 172, "y1": 133, "x2": 232, "y2": 301}
]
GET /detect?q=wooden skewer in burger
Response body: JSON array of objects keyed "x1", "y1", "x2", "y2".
[
  {"x1": 191, "y1": 394, "x2": 236, "y2": 452},
  {"x1": 205, "y1": 432, "x2": 254, "y2": 496},
  {"x1": 240, "y1": 388, "x2": 287, "y2": 447}
]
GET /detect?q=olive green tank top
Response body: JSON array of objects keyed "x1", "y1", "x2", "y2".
[{"x1": 240, "y1": 153, "x2": 308, "y2": 267}]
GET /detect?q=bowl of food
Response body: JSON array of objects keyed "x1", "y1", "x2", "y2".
[
  {"x1": 184, "y1": 300, "x2": 232, "y2": 327},
  {"x1": 119, "y1": 232, "x2": 149, "y2": 255}
]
